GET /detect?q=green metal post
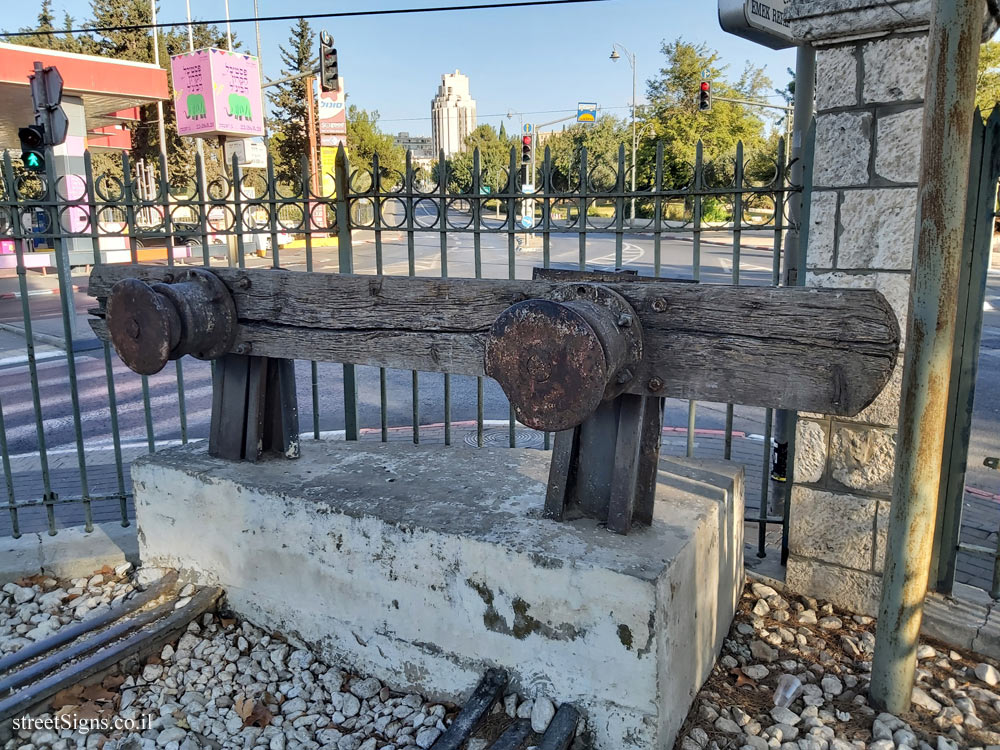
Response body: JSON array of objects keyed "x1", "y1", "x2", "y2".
[{"x1": 870, "y1": 0, "x2": 984, "y2": 714}]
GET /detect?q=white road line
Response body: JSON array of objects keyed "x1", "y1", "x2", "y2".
[
  {"x1": 0, "y1": 349, "x2": 65, "y2": 367},
  {"x1": 718, "y1": 257, "x2": 774, "y2": 273},
  {"x1": 987, "y1": 299, "x2": 996, "y2": 311}
]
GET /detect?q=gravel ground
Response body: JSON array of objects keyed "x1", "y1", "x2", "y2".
[
  {"x1": 675, "y1": 580, "x2": 1000, "y2": 750},
  {"x1": 2, "y1": 569, "x2": 566, "y2": 750},
  {"x1": 6, "y1": 568, "x2": 999, "y2": 750},
  {"x1": 1, "y1": 565, "x2": 138, "y2": 658}
]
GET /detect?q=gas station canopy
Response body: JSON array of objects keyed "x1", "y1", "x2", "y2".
[{"x1": 0, "y1": 42, "x2": 169, "y2": 151}]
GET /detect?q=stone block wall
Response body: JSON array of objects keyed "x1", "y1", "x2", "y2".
[{"x1": 784, "y1": 16, "x2": 929, "y2": 614}]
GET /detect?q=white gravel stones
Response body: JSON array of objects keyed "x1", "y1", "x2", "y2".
[
  {"x1": 770, "y1": 706, "x2": 801, "y2": 726},
  {"x1": 677, "y1": 579, "x2": 1000, "y2": 750},
  {"x1": 1, "y1": 568, "x2": 137, "y2": 659},
  {"x1": 2, "y1": 571, "x2": 576, "y2": 750},
  {"x1": 975, "y1": 662, "x2": 1000, "y2": 687},
  {"x1": 530, "y1": 695, "x2": 556, "y2": 733}
]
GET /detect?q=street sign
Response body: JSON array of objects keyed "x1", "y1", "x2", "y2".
[
  {"x1": 522, "y1": 123, "x2": 533, "y2": 134},
  {"x1": 718, "y1": 0, "x2": 795, "y2": 50},
  {"x1": 29, "y1": 63, "x2": 68, "y2": 146},
  {"x1": 576, "y1": 102, "x2": 597, "y2": 123},
  {"x1": 480, "y1": 186, "x2": 492, "y2": 195}
]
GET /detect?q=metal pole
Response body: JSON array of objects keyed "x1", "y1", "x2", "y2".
[
  {"x1": 185, "y1": 0, "x2": 208, "y2": 178},
  {"x1": 254, "y1": 0, "x2": 269, "y2": 146},
  {"x1": 630, "y1": 51, "x2": 637, "y2": 224},
  {"x1": 224, "y1": 0, "x2": 233, "y2": 51},
  {"x1": 305, "y1": 75, "x2": 320, "y2": 195},
  {"x1": 772, "y1": 44, "x2": 816, "y2": 515},
  {"x1": 870, "y1": 0, "x2": 983, "y2": 714},
  {"x1": 150, "y1": 0, "x2": 168, "y2": 164}
]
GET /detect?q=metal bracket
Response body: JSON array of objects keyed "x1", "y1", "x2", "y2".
[{"x1": 209, "y1": 354, "x2": 300, "y2": 462}]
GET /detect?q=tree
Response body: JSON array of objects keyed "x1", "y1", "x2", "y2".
[
  {"x1": 977, "y1": 40, "x2": 1000, "y2": 113},
  {"x1": 640, "y1": 39, "x2": 772, "y2": 188},
  {"x1": 268, "y1": 19, "x2": 316, "y2": 185},
  {"x1": 434, "y1": 124, "x2": 517, "y2": 194},
  {"x1": 540, "y1": 115, "x2": 629, "y2": 190},
  {"x1": 346, "y1": 106, "x2": 405, "y2": 180},
  {"x1": 2, "y1": 0, "x2": 85, "y2": 52}
]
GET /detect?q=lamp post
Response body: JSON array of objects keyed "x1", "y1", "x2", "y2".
[{"x1": 610, "y1": 43, "x2": 637, "y2": 225}]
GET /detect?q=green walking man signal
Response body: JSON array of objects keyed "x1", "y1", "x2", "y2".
[{"x1": 19, "y1": 125, "x2": 45, "y2": 173}]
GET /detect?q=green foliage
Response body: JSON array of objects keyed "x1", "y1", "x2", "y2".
[
  {"x1": 434, "y1": 124, "x2": 518, "y2": 193},
  {"x1": 267, "y1": 18, "x2": 316, "y2": 185},
  {"x1": 346, "y1": 106, "x2": 405, "y2": 181},
  {"x1": 539, "y1": 115, "x2": 629, "y2": 189},
  {"x1": 639, "y1": 38, "x2": 772, "y2": 188},
  {"x1": 977, "y1": 40, "x2": 1000, "y2": 114}
]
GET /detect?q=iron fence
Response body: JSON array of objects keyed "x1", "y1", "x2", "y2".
[{"x1": 0, "y1": 138, "x2": 798, "y2": 557}]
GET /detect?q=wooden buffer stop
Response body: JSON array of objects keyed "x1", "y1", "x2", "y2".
[{"x1": 88, "y1": 265, "x2": 900, "y2": 536}]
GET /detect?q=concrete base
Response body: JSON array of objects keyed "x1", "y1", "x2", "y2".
[{"x1": 131, "y1": 441, "x2": 745, "y2": 749}]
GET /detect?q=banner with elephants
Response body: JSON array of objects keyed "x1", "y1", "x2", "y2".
[{"x1": 170, "y1": 49, "x2": 265, "y2": 138}]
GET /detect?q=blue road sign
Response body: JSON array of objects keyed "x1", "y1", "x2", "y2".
[{"x1": 577, "y1": 102, "x2": 598, "y2": 123}]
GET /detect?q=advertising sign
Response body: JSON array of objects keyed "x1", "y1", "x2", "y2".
[
  {"x1": 171, "y1": 49, "x2": 265, "y2": 138},
  {"x1": 718, "y1": 0, "x2": 794, "y2": 50},
  {"x1": 576, "y1": 102, "x2": 598, "y2": 123},
  {"x1": 318, "y1": 84, "x2": 347, "y2": 137}
]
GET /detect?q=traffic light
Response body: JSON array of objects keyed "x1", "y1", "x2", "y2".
[
  {"x1": 699, "y1": 80, "x2": 712, "y2": 112},
  {"x1": 19, "y1": 125, "x2": 45, "y2": 172},
  {"x1": 319, "y1": 31, "x2": 339, "y2": 92},
  {"x1": 521, "y1": 134, "x2": 533, "y2": 165}
]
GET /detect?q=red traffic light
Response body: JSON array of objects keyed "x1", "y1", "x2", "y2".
[
  {"x1": 522, "y1": 135, "x2": 532, "y2": 145},
  {"x1": 701, "y1": 81, "x2": 710, "y2": 91}
]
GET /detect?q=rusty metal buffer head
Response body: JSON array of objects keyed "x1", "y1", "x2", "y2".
[
  {"x1": 106, "y1": 269, "x2": 237, "y2": 376},
  {"x1": 484, "y1": 283, "x2": 642, "y2": 432}
]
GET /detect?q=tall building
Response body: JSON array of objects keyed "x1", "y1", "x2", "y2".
[
  {"x1": 394, "y1": 132, "x2": 434, "y2": 160},
  {"x1": 431, "y1": 70, "x2": 477, "y2": 157}
]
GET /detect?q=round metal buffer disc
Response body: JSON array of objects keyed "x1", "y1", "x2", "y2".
[
  {"x1": 485, "y1": 299, "x2": 610, "y2": 433},
  {"x1": 106, "y1": 278, "x2": 181, "y2": 376}
]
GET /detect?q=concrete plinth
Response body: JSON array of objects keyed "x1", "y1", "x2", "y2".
[{"x1": 131, "y1": 441, "x2": 744, "y2": 749}]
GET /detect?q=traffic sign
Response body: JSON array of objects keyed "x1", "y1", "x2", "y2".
[
  {"x1": 577, "y1": 102, "x2": 597, "y2": 123},
  {"x1": 522, "y1": 123, "x2": 533, "y2": 134},
  {"x1": 718, "y1": 0, "x2": 794, "y2": 50},
  {"x1": 28, "y1": 63, "x2": 68, "y2": 146}
]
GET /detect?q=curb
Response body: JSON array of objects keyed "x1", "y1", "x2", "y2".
[
  {"x1": 0, "y1": 284, "x2": 82, "y2": 301},
  {"x1": 0, "y1": 522, "x2": 139, "y2": 584}
]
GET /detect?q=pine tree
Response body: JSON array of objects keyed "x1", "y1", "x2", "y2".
[
  {"x1": 267, "y1": 19, "x2": 317, "y2": 185},
  {"x1": 4, "y1": 0, "x2": 57, "y2": 48}
]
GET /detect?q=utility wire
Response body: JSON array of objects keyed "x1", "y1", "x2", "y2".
[{"x1": 1, "y1": 0, "x2": 612, "y2": 38}]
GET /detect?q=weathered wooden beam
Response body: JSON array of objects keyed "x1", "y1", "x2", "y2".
[{"x1": 89, "y1": 265, "x2": 900, "y2": 417}]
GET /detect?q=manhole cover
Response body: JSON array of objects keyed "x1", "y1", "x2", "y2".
[{"x1": 463, "y1": 428, "x2": 545, "y2": 449}]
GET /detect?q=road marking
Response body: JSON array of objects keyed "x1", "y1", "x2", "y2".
[
  {"x1": 718, "y1": 257, "x2": 774, "y2": 273},
  {"x1": 589, "y1": 242, "x2": 644, "y2": 267},
  {"x1": 0, "y1": 349, "x2": 65, "y2": 367},
  {"x1": 987, "y1": 299, "x2": 996, "y2": 312}
]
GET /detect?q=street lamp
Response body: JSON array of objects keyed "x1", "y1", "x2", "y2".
[{"x1": 610, "y1": 43, "x2": 638, "y2": 223}]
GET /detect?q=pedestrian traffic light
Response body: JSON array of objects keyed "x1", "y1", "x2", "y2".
[
  {"x1": 19, "y1": 125, "x2": 45, "y2": 172},
  {"x1": 521, "y1": 134, "x2": 533, "y2": 165},
  {"x1": 319, "y1": 31, "x2": 339, "y2": 92},
  {"x1": 699, "y1": 80, "x2": 712, "y2": 112}
]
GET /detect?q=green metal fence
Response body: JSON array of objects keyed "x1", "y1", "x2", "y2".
[{"x1": 0, "y1": 139, "x2": 797, "y2": 556}]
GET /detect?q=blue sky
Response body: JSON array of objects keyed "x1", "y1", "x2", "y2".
[{"x1": 5, "y1": 0, "x2": 795, "y2": 137}]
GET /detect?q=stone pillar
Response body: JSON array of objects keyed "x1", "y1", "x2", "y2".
[{"x1": 783, "y1": 0, "x2": 996, "y2": 614}]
